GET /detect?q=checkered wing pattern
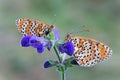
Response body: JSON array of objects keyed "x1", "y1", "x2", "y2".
[
  {"x1": 67, "y1": 36, "x2": 112, "y2": 67},
  {"x1": 16, "y1": 18, "x2": 53, "y2": 37}
]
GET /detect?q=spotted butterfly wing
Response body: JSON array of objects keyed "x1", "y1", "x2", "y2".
[
  {"x1": 66, "y1": 35, "x2": 112, "y2": 67},
  {"x1": 16, "y1": 18, "x2": 54, "y2": 37}
]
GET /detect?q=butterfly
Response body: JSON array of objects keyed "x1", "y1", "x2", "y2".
[
  {"x1": 65, "y1": 34, "x2": 112, "y2": 67},
  {"x1": 16, "y1": 18, "x2": 54, "y2": 37}
]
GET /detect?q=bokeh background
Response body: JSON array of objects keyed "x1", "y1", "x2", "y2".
[{"x1": 0, "y1": 0, "x2": 120, "y2": 80}]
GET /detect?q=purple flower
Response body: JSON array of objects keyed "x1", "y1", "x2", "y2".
[
  {"x1": 46, "y1": 41, "x2": 52, "y2": 51},
  {"x1": 44, "y1": 61, "x2": 52, "y2": 68},
  {"x1": 29, "y1": 36, "x2": 46, "y2": 48},
  {"x1": 37, "y1": 44, "x2": 44, "y2": 53},
  {"x1": 58, "y1": 42, "x2": 74, "y2": 56},
  {"x1": 53, "y1": 29, "x2": 60, "y2": 41},
  {"x1": 44, "y1": 60, "x2": 58, "y2": 68},
  {"x1": 21, "y1": 35, "x2": 46, "y2": 54},
  {"x1": 21, "y1": 36, "x2": 31, "y2": 47},
  {"x1": 29, "y1": 36, "x2": 46, "y2": 53}
]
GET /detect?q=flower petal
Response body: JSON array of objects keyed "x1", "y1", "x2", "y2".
[
  {"x1": 58, "y1": 44, "x2": 65, "y2": 53},
  {"x1": 44, "y1": 61, "x2": 52, "y2": 68},
  {"x1": 21, "y1": 36, "x2": 31, "y2": 47},
  {"x1": 64, "y1": 42, "x2": 74, "y2": 56},
  {"x1": 46, "y1": 41, "x2": 53, "y2": 51},
  {"x1": 29, "y1": 36, "x2": 46, "y2": 48},
  {"x1": 37, "y1": 44, "x2": 44, "y2": 53},
  {"x1": 53, "y1": 29, "x2": 60, "y2": 41},
  {"x1": 58, "y1": 42, "x2": 74, "y2": 56},
  {"x1": 44, "y1": 60, "x2": 58, "y2": 68}
]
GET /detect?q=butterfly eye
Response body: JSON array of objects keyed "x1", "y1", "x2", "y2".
[
  {"x1": 65, "y1": 33, "x2": 71, "y2": 41},
  {"x1": 50, "y1": 25, "x2": 55, "y2": 29}
]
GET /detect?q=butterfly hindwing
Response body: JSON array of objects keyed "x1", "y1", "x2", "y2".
[
  {"x1": 16, "y1": 18, "x2": 53, "y2": 37},
  {"x1": 67, "y1": 36, "x2": 112, "y2": 67}
]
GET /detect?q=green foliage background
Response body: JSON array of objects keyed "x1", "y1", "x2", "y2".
[{"x1": 0, "y1": 0, "x2": 120, "y2": 80}]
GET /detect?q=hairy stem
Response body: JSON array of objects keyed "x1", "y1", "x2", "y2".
[
  {"x1": 61, "y1": 66, "x2": 65, "y2": 80},
  {"x1": 53, "y1": 46, "x2": 62, "y2": 63},
  {"x1": 53, "y1": 46, "x2": 65, "y2": 80}
]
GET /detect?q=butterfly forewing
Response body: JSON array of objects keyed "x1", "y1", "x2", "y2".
[
  {"x1": 16, "y1": 18, "x2": 53, "y2": 37},
  {"x1": 67, "y1": 36, "x2": 112, "y2": 67}
]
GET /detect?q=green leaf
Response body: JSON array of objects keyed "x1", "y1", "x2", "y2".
[
  {"x1": 57, "y1": 65, "x2": 62, "y2": 71},
  {"x1": 64, "y1": 57, "x2": 75, "y2": 69},
  {"x1": 48, "y1": 60, "x2": 58, "y2": 66},
  {"x1": 66, "y1": 57, "x2": 74, "y2": 63},
  {"x1": 49, "y1": 31, "x2": 55, "y2": 40},
  {"x1": 55, "y1": 41, "x2": 64, "y2": 47}
]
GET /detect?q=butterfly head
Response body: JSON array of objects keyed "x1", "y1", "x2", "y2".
[
  {"x1": 45, "y1": 25, "x2": 55, "y2": 36},
  {"x1": 65, "y1": 33, "x2": 71, "y2": 42}
]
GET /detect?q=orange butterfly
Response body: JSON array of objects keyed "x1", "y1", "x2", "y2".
[
  {"x1": 65, "y1": 34, "x2": 112, "y2": 67},
  {"x1": 16, "y1": 18, "x2": 54, "y2": 37}
]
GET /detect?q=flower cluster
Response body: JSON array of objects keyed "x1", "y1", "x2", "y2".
[
  {"x1": 21, "y1": 35, "x2": 45, "y2": 53},
  {"x1": 58, "y1": 41, "x2": 74, "y2": 56},
  {"x1": 20, "y1": 28, "x2": 76, "y2": 69}
]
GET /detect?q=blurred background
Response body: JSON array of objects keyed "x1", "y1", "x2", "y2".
[{"x1": 0, "y1": 0, "x2": 120, "y2": 80}]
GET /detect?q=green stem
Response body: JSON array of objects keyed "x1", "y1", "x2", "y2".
[
  {"x1": 53, "y1": 46, "x2": 65, "y2": 80},
  {"x1": 53, "y1": 46, "x2": 62, "y2": 63},
  {"x1": 61, "y1": 66, "x2": 65, "y2": 80}
]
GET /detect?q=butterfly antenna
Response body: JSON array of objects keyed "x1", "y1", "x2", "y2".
[
  {"x1": 69, "y1": 25, "x2": 91, "y2": 36},
  {"x1": 51, "y1": 14, "x2": 57, "y2": 28}
]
